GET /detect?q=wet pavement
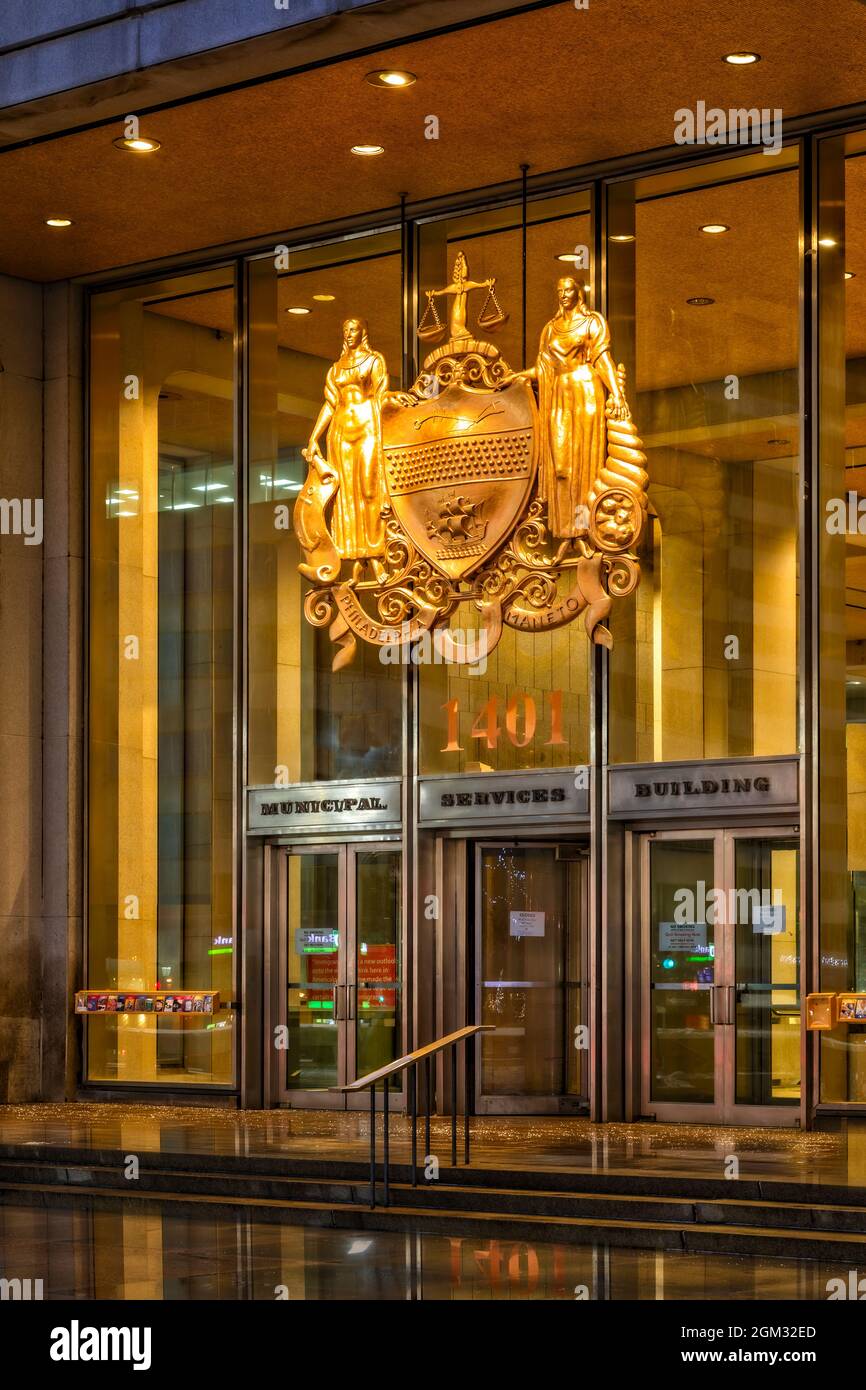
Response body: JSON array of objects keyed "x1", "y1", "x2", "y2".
[
  {"x1": 0, "y1": 1197, "x2": 859, "y2": 1300},
  {"x1": 0, "y1": 1103, "x2": 857, "y2": 1186}
]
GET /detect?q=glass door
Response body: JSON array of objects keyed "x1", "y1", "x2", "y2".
[
  {"x1": 278, "y1": 843, "x2": 403, "y2": 1109},
  {"x1": 345, "y1": 847, "x2": 403, "y2": 1112},
  {"x1": 475, "y1": 842, "x2": 588, "y2": 1115},
  {"x1": 641, "y1": 829, "x2": 801, "y2": 1125},
  {"x1": 643, "y1": 834, "x2": 722, "y2": 1120},
  {"x1": 281, "y1": 847, "x2": 346, "y2": 1109},
  {"x1": 726, "y1": 832, "x2": 801, "y2": 1119}
]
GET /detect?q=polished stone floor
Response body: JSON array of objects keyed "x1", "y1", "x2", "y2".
[
  {"x1": 0, "y1": 1103, "x2": 860, "y2": 1185},
  {"x1": 0, "y1": 1198, "x2": 858, "y2": 1300}
]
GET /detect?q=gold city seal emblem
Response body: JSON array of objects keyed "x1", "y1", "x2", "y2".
[{"x1": 294, "y1": 254, "x2": 648, "y2": 670}]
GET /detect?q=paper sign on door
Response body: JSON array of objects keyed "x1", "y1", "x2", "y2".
[
  {"x1": 509, "y1": 911, "x2": 545, "y2": 938},
  {"x1": 658, "y1": 922, "x2": 708, "y2": 952}
]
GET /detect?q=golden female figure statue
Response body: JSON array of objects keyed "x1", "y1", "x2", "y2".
[
  {"x1": 503, "y1": 276, "x2": 630, "y2": 539},
  {"x1": 302, "y1": 318, "x2": 389, "y2": 560}
]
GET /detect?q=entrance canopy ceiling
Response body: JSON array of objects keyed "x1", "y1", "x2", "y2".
[{"x1": 1, "y1": 0, "x2": 866, "y2": 284}]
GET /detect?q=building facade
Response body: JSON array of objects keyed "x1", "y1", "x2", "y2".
[{"x1": 2, "y1": 0, "x2": 866, "y2": 1129}]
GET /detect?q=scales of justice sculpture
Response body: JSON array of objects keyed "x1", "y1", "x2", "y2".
[{"x1": 294, "y1": 251, "x2": 649, "y2": 671}]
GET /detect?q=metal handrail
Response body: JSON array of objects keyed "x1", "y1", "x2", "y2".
[{"x1": 332, "y1": 1024, "x2": 495, "y2": 1208}]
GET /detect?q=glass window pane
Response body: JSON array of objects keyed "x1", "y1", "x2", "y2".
[
  {"x1": 417, "y1": 195, "x2": 592, "y2": 773},
  {"x1": 648, "y1": 841, "x2": 716, "y2": 1105},
  {"x1": 609, "y1": 154, "x2": 800, "y2": 762},
  {"x1": 88, "y1": 268, "x2": 236, "y2": 1084},
  {"x1": 247, "y1": 234, "x2": 404, "y2": 786},
  {"x1": 355, "y1": 851, "x2": 401, "y2": 1085}
]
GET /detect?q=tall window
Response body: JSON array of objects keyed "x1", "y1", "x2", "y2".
[
  {"x1": 88, "y1": 268, "x2": 236, "y2": 1084},
  {"x1": 821, "y1": 135, "x2": 866, "y2": 1103},
  {"x1": 609, "y1": 151, "x2": 801, "y2": 764},
  {"x1": 417, "y1": 193, "x2": 593, "y2": 774},
  {"x1": 247, "y1": 233, "x2": 404, "y2": 788}
]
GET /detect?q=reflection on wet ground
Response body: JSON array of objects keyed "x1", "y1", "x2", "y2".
[
  {"x1": 0, "y1": 1198, "x2": 857, "y2": 1300},
  {"x1": 0, "y1": 1103, "x2": 858, "y2": 1185}
]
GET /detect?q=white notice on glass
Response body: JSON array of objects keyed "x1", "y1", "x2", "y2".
[
  {"x1": 510, "y1": 911, "x2": 545, "y2": 938},
  {"x1": 658, "y1": 922, "x2": 708, "y2": 952}
]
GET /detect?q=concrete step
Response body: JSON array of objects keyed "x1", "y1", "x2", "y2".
[
  {"x1": 0, "y1": 1140, "x2": 860, "y2": 1208},
  {"x1": 3, "y1": 1150, "x2": 866, "y2": 1259},
  {"x1": 3, "y1": 1176, "x2": 866, "y2": 1261}
]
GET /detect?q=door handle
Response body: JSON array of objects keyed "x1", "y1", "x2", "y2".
[
  {"x1": 710, "y1": 985, "x2": 736, "y2": 1026},
  {"x1": 347, "y1": 983, "x2": 356, "y2": 1020},
  {"x1": 726, "y1": 984, "x2": 737, "y2": 1025},
  {"x1": 335, "y1": 985, "x2": 347, "y2": 1022}
]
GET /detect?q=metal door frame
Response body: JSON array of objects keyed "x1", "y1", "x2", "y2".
[
  {"x1": 272, "y1": 841, "x2": 406, "y2": 1110},
  {"x1": 721, "y1": 827, "x2": 802, "y2": 1127},
  {"x1": 344, "y1": 842, "x2": 406, "y2": 1113},
  {"x1": 640, "y1": 827, "x2": 801, "y2": 1126},
  {"x1": 473, "y1": 840, "x2": 589, "y2": 1116}
]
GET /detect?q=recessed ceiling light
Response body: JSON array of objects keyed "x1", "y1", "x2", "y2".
[
  {"x1": 365, "y1": 70, "x2": 416, "y2": 89},
  {"x1": 609, "y1": 234, "x2": 635, "y2": 243},
  {"x1": 686, "y1": 296, "x2": 715, "y2": 306},
  {"x1": 286, "y1": 306, "x2": 311, "y2": 315},
  {"x1": 724, "y1": 52, "x2": 760, "y2": 64},
  {"x1": 700, "y1": 223, "x2": 730, "y2": 234},
  {"x1": 113, "y1": 135, "x2": 161, "y2": 153},
  {"x1": 818, "y1": 236, "x2": 837, "y2": 247},
  {"x1": 313, "y1": 293, "x2": 336, "y2": 302},
  {"x1": 351, "y1": 144, "x2": 385, "y2": 157},
  {"x1": 44, "y1": 217, "x2": 74, "y2": 227},
  {"x1": 556, "y1": 253, "x2": 583, "y2": 263},
  {"x1": 846, "y1": 271, "x2": 856, "y2": 280}
]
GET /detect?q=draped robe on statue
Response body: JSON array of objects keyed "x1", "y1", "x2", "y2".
[
  {"x1": 323, "y1": 350, "x2": 388, "y2": 558},
  {"x1": 535, "y1": 310, "x2": 609, "y2": 538}
]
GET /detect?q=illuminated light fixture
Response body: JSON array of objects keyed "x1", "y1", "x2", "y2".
[
  {"x1": 609, "y1": 234, "x2": 635, "y2": 243},
  {"x1": 818, "y1": 236, "x2": 837, "y2": 247},
  {"x1": 313, "y1": 293, "x2": 336, "y2": 302},
  {"x1": 192, "y1": 482, "x2": 228, "y2": 492},
  {"x1": 365, "y1": 70, "x2": 416, "y2": 89},
  {"x1": 846, "y1": 271, "x2": 856, "y2": 280},
  {"x1": 351, "y1": 144, "x2": 385, "y2": 157},
  {"x1": 555, "y1": 253, "x2": 582, "y2": 262},
  {"x1": 287, "y1": 306, "x2": 312, "y2": 315},
  {"x1": 700, "y1": 223, "x2": 730, "y2": 234},
  {"x1": 724, "y1": 52, "x2": 760, "y2": 64},
  {"x1": 44, "y1": 217, "x2": 74, "y2": 227},
  {"x1": 113, "y1": 135, "x2": 161, "y2": 153},
  {"x1": 172, "y1": 502, "x2": 199, "y2": 510},
  {"x1": 686, "y1": 296, "x2": 715, "y2": 305}
]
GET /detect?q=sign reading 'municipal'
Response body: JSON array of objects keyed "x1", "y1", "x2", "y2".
[{"x1": 247, "y1": 779, "x2": 402, "y2": 834}]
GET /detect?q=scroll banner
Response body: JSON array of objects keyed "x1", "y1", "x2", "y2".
[
  {"x1": 331, "y1": 583, "x2": 440, "y2": 671},
  {"x1": 503, "y1": 554, "x2": 613, "y2": 647}
]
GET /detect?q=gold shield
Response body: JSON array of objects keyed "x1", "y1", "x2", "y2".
[{"x1": 381, "y1": 379, "x2": 537, "y2": 581}]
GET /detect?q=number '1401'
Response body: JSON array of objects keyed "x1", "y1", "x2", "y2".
[{"x1": 440, "y1": 691, "x2": 567, "y2": 752}]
